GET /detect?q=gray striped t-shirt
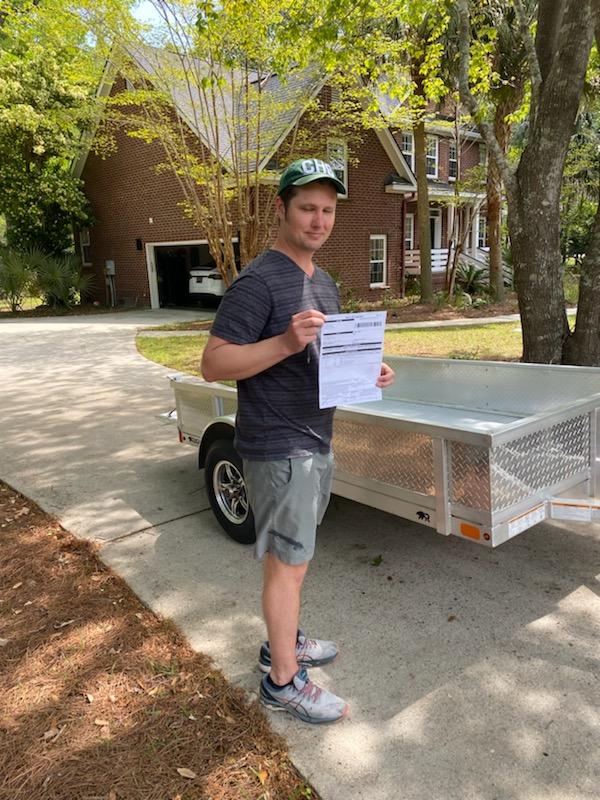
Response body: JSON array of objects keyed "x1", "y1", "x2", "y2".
[{"x1": 210, "y1": 249, "x2": 340, "y2": 461}]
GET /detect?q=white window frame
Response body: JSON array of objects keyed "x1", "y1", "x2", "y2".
[
  {"x1": 426, "y1": 136, "x2": 439, "y2": 178},
  {"x1": 477, "y1": 213, "x2": 488, "y2": 249},
  {"x1": 369, "y1": 234, "x2": 388, "y2": 288},
  {"x1": 404, "y1": 213, "x2": 414, "y2": 250},
  {"x1": 429, "y1": 208, "x2": 442, "y2": 250},
  {"x1": 326, "y1": 139, "x2": 348, "y2": 198},
  {"x1": 448, "y1": 140, "x2": 458, "y2": 181},
  {"x1": 79, "y1": 228, "x2": 92, "y2": 265},
  {"x1": 401, "y1": 131, "x2": 414, "y2": 172}
]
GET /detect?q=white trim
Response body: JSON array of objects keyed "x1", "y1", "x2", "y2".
[
  {"x1": 426, "y1": 135, "x2": 439, "y2": 179},
  {"x1": 145, "y1": 237, "x2": 238, "y2": 310},
  {"x1": 426, "y1": 123, "x2": 482, "y2": 141},
  {"x1": 79, "y1": 228, "x2": 92, "y2": 266},
  {"x1": 71, "y1": 58, "x2": 118, "y2": 179},
  {"x1": 429, "y1": 209, "x2": 442, "y2": 250},
  {"x1": 477, "y1": 211, "x2": 488, "y2": 249},
  {"x1": 401, "y1": 131, "x2": 414, "y2": 172},
  {"x1": 374, "y1": 128, "x2": 417, "y2": 190},
  {"x1": 369, "y1": 234, "x2": 388, "y2": 288},
  {"x1": 448, "y1": 140, "x2": 458, "y2": 182},
  {"x1": 404, "y1": 213, "x2": 414, "y2": 250}
]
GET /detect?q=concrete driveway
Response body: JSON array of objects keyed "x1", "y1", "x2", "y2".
[{"x1": 1, "y1": 311, "x2": 598, "y2": 800}]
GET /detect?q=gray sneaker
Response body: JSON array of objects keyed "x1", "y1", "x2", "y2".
[
  {"x1": 260, "y1": 668, "x2": 349, "y2": 724},
  {"x1": 258, "y1": 630, "x2": 338, "y2": 673}
]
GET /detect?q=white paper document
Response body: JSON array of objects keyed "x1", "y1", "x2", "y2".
[{"x1": 318, "y1": 311, "x2": 387, "y2": 409}]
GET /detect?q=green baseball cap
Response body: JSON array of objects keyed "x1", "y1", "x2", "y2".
[{"x1": 277, "y1": 158, "x2": 346, "y2": 196}]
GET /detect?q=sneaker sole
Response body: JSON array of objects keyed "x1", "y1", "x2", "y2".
[
  {"x1": 259, "y1": 694, "x2": 349, "y2": 725},
  {"x1": 258, "y1": 652, "x2": 339, "y2": 674}
]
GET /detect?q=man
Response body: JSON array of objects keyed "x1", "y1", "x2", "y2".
[{"x1": 201, "y1": 158, "x2": 395, "y2": 724}]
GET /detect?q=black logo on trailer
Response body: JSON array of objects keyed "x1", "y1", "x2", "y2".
[{"x1": 417, "y1": 511, "x2": 430, "y2": 522}]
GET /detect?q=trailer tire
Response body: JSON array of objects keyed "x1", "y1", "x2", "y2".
[{"x1": 205, "y1": 439, "x2": 256, "y2": 545}]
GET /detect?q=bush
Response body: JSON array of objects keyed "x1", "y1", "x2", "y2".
[
  {"x1": 455, "y1": 263, "x2": 487, "y2": 294},
  {"x1": 0, "y1": 246, "x2": 35, "y2": 311},
  {"x1": 434, "y1": 291, "x2": 449, "y2": 309},
  {"x1": 29, "y1": 249, "x2": 94, "y2": 308},
  {"x1": 404, "y1": 275, "x2": 421, "y2": 298}
]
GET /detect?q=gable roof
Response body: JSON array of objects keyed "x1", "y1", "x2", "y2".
[{"x1": 73, "y1": 45, "x2": 416, "y2": 190}]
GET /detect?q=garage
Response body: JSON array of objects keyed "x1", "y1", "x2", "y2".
[{"x1": 146, "y1": 240, "x2": 239, "y2": 309}]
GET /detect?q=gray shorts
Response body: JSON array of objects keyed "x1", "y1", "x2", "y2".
[{"x1": 242, "y1": 452, "x2": 334, "y2": 565}]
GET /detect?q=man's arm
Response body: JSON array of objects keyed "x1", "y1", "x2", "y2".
[{"x1": 201, "y1": 309, "x2": 326, "y2": 382}]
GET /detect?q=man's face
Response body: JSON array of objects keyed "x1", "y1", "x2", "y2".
[{"x1": 275, "y1": 182, "x2": 338, "y2": 253}]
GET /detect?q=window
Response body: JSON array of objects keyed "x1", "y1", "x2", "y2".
[
  {"x1": 404, "y1": 213, "x2": 414, "y2": 250},
  {"x1": 426, "y1": 136, "x2": 438, "y2": 178},
  {"x1": 401, "y1": 132, "x2": 414, "y2": 171},
  {"x1": 369, "y1": 235, "x2": 387, "y2": 286},
  {"x1": 448, "y1": 140, "x2": 458, "y2": 181},
  {"x1": 80, "y1": 228, "x2": 91, "y2": 265},
  {"x1": 326, "y1": 139, "x2": 348, "y2": 197},
  {"x1": 479, "y1": 143, "x2": 488, "y2": 165},
  {"x1": 478, "y1": 213, "x2": 488, "y2": 249}
]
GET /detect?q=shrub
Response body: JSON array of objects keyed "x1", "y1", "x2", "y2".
[
  {"x1": 30, "y1": 250, "x2": 94, "y2": 308},
  {"x1": 0, "y1": 246, "x2": 35, "y2": 311},
  {"x1": 434, "y1": 291, "x2": 449, "y2": 309},
  {"x1": 456, "y1": 262, "x2": 487, "y2": 294},
  {"x1": 404, "y1": 275, "x2": 421, "y2": 297}
]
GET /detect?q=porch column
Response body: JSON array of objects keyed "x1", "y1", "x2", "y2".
[
  {"x1": 447, "y1": 204, "x2": 455, "y2": 252},
  {"x1": 471, "y1": 207, "x2": 479, "y2": 254}
]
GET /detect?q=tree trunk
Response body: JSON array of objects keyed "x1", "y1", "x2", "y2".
[
  {"x1": 508, "y1": 190, "x2": 569, "y2": 363},
  {"x1": 413, "y1": 118, "x2": 433, "y2": 302},
  {"x1": 562, "y1": 194, "x2": 600, "y2": 364},
  {"x1": 507, "y1": 0, "x2": 594, "y2": 363},
  {"x1": 487, "y1": 105, "x2": 512, "y2": 301}
]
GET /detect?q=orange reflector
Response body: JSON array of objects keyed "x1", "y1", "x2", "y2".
[{"x1": 460, "y1": 523, "x2": 481, "y2": 540}]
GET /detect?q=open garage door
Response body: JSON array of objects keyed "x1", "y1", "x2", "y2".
[{"x1": 146, "y1": 240, "x2": 239, "y2": 309}]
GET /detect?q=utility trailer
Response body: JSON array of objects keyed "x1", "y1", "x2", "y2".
[{"x1": 169, "y1": 356, "x2": 600, "y2": 548}]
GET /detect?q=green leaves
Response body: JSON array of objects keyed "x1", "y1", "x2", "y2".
[{"x1": 0, "y1": 0, "x2": 106, "y2": 252}]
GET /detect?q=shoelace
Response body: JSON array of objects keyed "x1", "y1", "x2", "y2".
[
  {"x1": 297, "y1": 637, "x2": 318, "y2": 657},
  {"x1": 299, "y1": 678, "x2": 322, "y2": 703}
]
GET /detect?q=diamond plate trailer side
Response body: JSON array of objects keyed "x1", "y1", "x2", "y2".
[{"x1": 170, "y1": 356, "x2": 600, "y2": 547}]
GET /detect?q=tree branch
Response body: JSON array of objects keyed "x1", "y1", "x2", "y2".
[
  {"x1": 456, "y1": 0, "x2": 515, "y2": 194},
  {"x1": 513, "y1": 0, "x2": 542, "y2": 123}
]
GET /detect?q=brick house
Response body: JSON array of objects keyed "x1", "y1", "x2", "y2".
[
  {"x1": 74, "y1": 55, "x2": 418, "y2": 309},
  {"x1": 394, "y1": 123, "x2": 489, "y2": 282},
  {"x1": 74, "y1": 51, "x2": 492, "y2": 308}
]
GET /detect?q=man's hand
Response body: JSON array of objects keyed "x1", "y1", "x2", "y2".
[
  {"x1": 376, "y1": 362, "x2": 395, "y2": 388},
  {"x1": 281, "y1": 309, "x2": 326, "y2": 355}
]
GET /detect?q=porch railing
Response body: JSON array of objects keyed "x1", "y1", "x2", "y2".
[{"x1": 405, "y1": 248, "x2": 449, "y2": 273}]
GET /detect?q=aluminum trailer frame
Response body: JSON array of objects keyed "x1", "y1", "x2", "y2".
[{"x1": 170, "y1": 356, "x2": 600, "y2": 547}]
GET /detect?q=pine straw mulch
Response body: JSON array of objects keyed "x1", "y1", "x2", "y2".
[{"x1": 0, "y1": 482, "x2": 318, "y2": 800}]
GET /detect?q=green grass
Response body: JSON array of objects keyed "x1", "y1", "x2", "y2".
[
  {"x1": 136, "y1": 321, "x2": 524, "y2": 377},
  {"x1": 0, "y1": 295, "x2": 44, "y2": 312}
]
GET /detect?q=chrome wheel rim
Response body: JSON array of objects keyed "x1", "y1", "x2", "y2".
[{"x1": 213, "y1": 459, "x2": 249, "y2": 525}]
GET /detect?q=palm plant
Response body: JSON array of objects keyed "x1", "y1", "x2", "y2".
[
  {"x1": 455, "y1": 262, "x2": 487, "y2": 295},
  {"x1": 28, "y1": 248, "x2": 94, "y2": 308},
  {"x1": 0, "y1": 246, "x2": 35, "y2": 311}
]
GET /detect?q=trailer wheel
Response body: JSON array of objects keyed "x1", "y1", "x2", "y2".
[{"x1": 204, "y1": 439, "x2": 256, "y2": 545}]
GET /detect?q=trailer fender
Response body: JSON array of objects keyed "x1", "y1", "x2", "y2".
[{"x1": 198, "y1": 420, "x2": 235, "y2": 470}]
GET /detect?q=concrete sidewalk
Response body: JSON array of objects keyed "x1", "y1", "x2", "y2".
[{"x1": 1, "y1": 310, "x2": 598, "y2": 800}]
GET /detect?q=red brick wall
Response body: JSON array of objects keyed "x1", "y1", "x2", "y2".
[
  {"x1": 80, "y1": 88, "x2": 406, "y2": 305},
  {"x1": 317, "y1": 127, "x2": 404, "y2": 298}
]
